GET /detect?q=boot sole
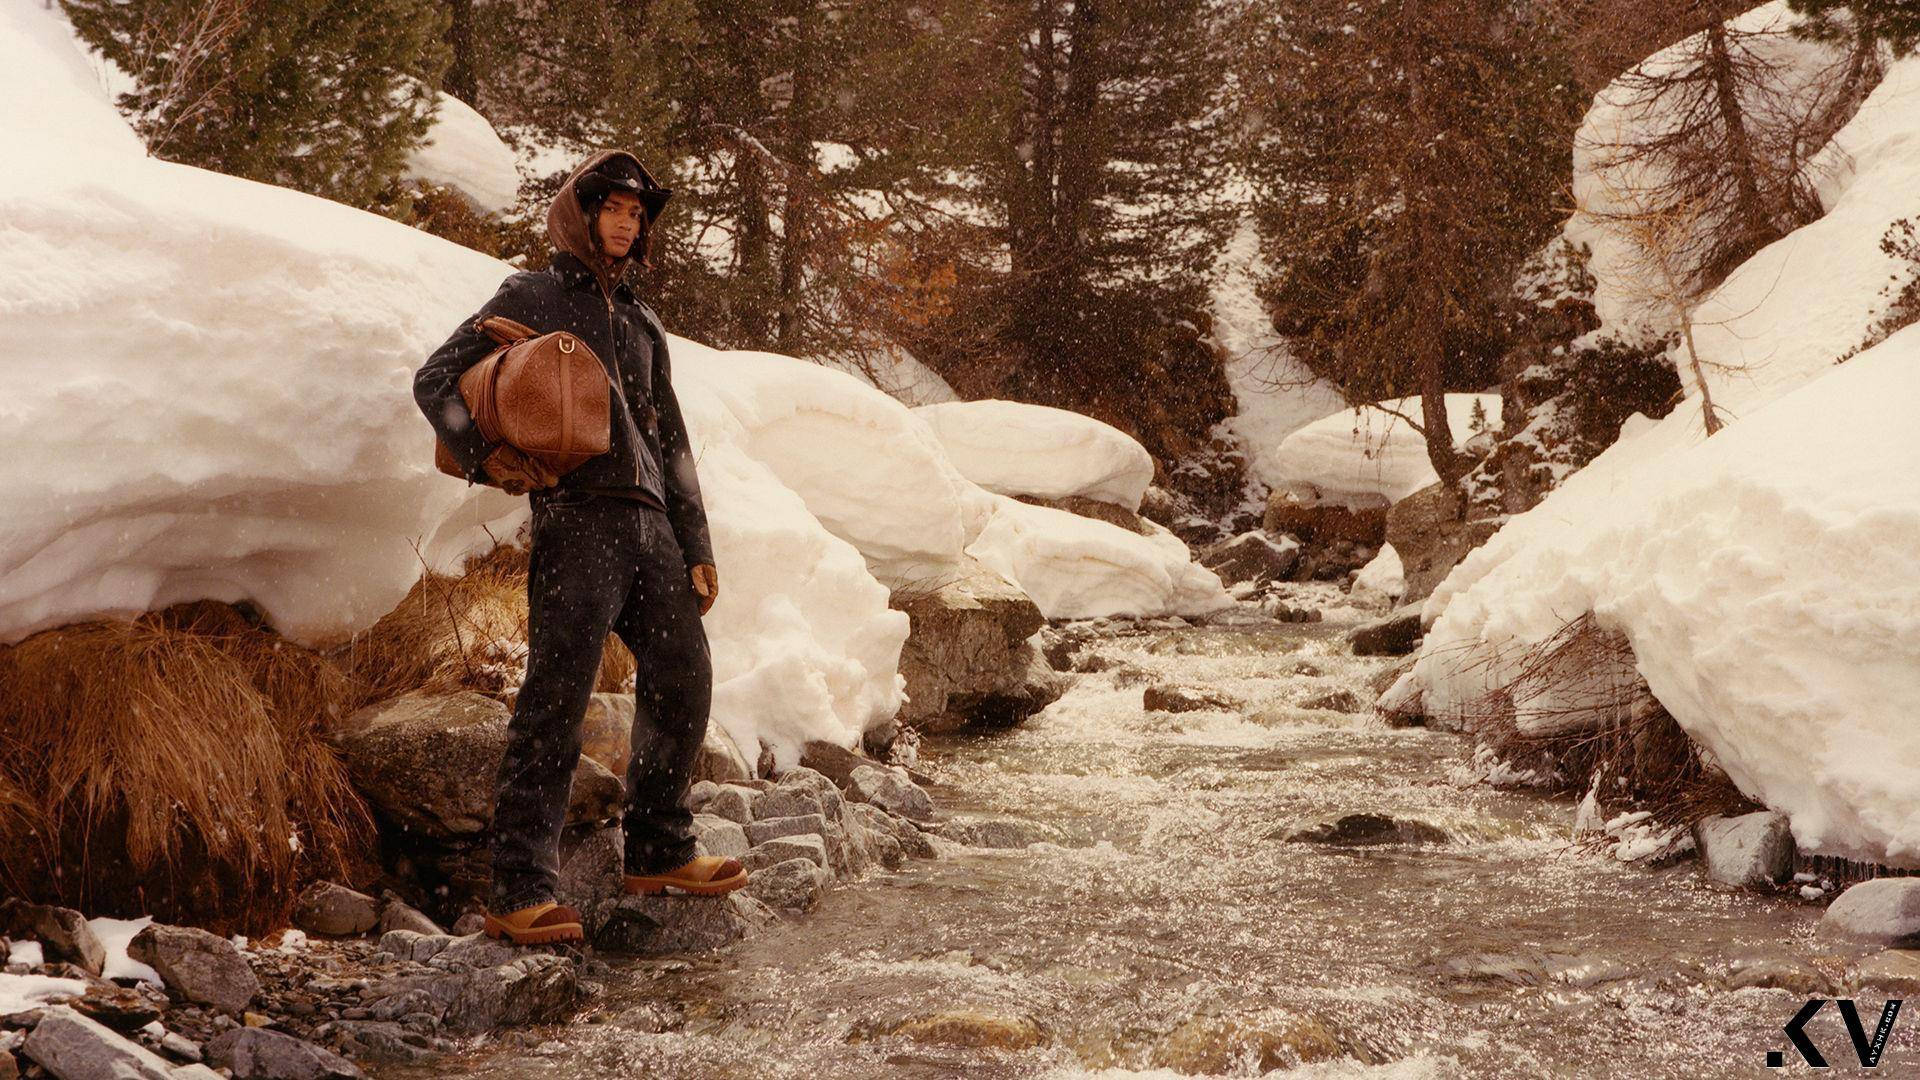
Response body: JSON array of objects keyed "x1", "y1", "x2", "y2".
[
  {"x1": 623, "y1": 870, "x2": 750, "y2": 897},
  {"x1": 481, "y1": 916, "x2": 584, "y2": 945}
]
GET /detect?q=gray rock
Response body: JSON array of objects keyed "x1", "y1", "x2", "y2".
[
  {"x1": 377, "y1": 900, "x2": 443, "y2": 938},
  {"x1": 895, "y1": 557, "x2": 1052, "y2": 733},
  {"x1": 849, "y1": 803, "x2": 935, "y2": 860},
  {"x1": 693, "y1": 815, "x2": 750, "y2": 859},
  {"x1": 127, "y1": 924, "x2": 258, "y2": 1015},
  {"x1": 1726, "y1": 957, "x2": 1832, "y2": 995},
  {"x1": 172, "y1": 1067, "x2": 222, "y2": 1080},
  {"x1": 1692, "y1": 812, "x2": 1794, "y2": 888},
  {"x1": 1, "y1": 905, "x2": 105, "y2": 978},
  {"x1": 204, "y1": 1028, "x2": 363, "y2": 1079},
  {"x1": 752, "y1": 787, "x2": 825, "y2": 822},
  {"x1": 450, "y1": 913, "x2": 485, "y2": 936},
  {"x1": 1263, "y1": 490, "x2": 1389, "y2": 547},
  {"x1": 21, "y1": 1006, "x2": 176, "y2": 1079},
  {"x1": 845, "y1": 765, "x2": 935, "y2": 822},
  {"x1": 554, "y1": 825, "x2": 623, "y2": 934},
  {"x1": 744, "y1": 834, "x2": 829, "y2": 871},
  {"x1": 369, "y1": 953, "x2": 579, "y2": 1034},
  {"x1": 796, "y1": 741, "x2": 871, "y2": 787},
  {"x1": 330, "y1": 692, "x2": 621, "y2": 839},
  {"x1": 323, "y1": 1020, "x2": 442, "y2": 1066},
  {"x1": 745, "y1": 814, "x2": 830, "y2": 847},
  {"x1": 158, "y1": 1031, "x2": 203, "y2": 1063},
  {"x1": 376, "y1": 930, "x2": 455, "y2": 965},
  {"x1": 1278, "y1": 813, "x2": 1448, "y2": 847},
  {"x1": 1385, "y1": 481, "x2": 1501, "y2": 604},
  {"x1": 745, "y1": 858, "x2": 832, "y2": 912},
  {"x1": 1847, "y1": 949, "x2": 1920, "y2": 995},
  {"x1": 1347, "y1": 606, "x2": 1423, "y2": 657},
  {"x1": 1820, "y1": 878, "x2": 1920, "y2": 946},
  {"x1": 426, "y1": 933, "x2": 520, "y2": 970},
  {"x1": 595, "y1": 895, "x2": 767, "y2": 955},
  {"x1": 1302, "y1": 689, "x2": 1363, "y2": 713},
  {"x1": 771, "y1": 767, "x2": 847, "y2": 821},
  {"x1": 938, "y1": 818, "x2": 1062, "y2": 849},
  {"x1": 688, "y1": 783, "x2": 755, "y2": 824},
  {"x1": 293, "y1": 882, "x2": 380, "y2": 937},
  {"x1": 1142, "y1": 683, "x2": 1241, "y2": 714},
  {"x1": 1198, "y1": 531, "x2": 1301, "y2": 588}
]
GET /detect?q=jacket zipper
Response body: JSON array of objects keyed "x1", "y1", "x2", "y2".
[{"x1": 606, "y1": 290, "x2": 642, "y2": 487}]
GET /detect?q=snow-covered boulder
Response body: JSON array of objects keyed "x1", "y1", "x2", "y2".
[
  {"x1": 406, "y1": 91, "x2": 521, "y2": 216},
  {"x1": 915, "y1": 399, "x2": 1155, "y2": 511},
  {"x1": 1412, "y1": 54, "x2": 1920, "y2": 867},
  {"x1": 1265, "y1": 395, "x2": 1501, "y2": 510},
  {"x1": 967, "y1": 496, "x2": 1230, "y2": 620}
]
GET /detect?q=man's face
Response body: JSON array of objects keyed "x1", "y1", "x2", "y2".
[{"x1": 595, "y1": 189, "x2": 645, "y2": 258}]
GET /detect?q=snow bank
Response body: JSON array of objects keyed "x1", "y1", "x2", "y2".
[
  {"x1": 823, "y1": 346, "x2": 958, "y2": 407},
  {"x1": 915, "y1": 400, "x2": 1156, "y2": 511},
  {"x1": 5, "y1": 2, "x2": 1226, "y2": 771},
  {"x1": 967, "y1": 496, "x2": 1229, "y2": 620},
  {"x1": 0, "y1": 0, "x2": 525, "y2": 646},
  {"x1": 1266, "y1": 395, "x2": 1501, "y2": 508},
  {"x1": 0, "y1": 973, "x2": 86, "y2": 1015},
  {"x1": 1351, "y1": 544, "x2": 1406, "y2": 605},
  {"x1": 1413, "y1": 56, "x2": 1920, "y2": 865},
  {"x1": 1211, "y1": 216, "x2": 1351, "y2": 488},
  {"x1": 682, "y1": 344, "x2": 992, "y2": 585},
  {"x1": 1564, "y1": 2, "x2": 1853, "y2": 343},
  {"x1": 406, "y1": 91, "x2": 521, "y2": 216},
  {"x1": 87, "y1": 916, "x2": 161, "y2": 985}
]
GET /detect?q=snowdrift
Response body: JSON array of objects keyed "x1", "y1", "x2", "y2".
[
  {"x1": 1414, "y1": 49, "x2": 1920, "y2": 866},
  {"x1": 406, "y1": 91, "x2": 522, "y2": 216},
  {"x1": 1265, "y1": 394, "x2": 1501, "y2": 508},
  {"x1": 3, "y1": 1, "x2": 1227, "y2": 765},
  {"x1": 915, "y1": 399, "x2": 1155, "y2": 510}
]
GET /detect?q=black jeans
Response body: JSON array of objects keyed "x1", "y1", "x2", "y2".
[{"x1": 489, "y1": 490, "x2": 714, "y2": 912}]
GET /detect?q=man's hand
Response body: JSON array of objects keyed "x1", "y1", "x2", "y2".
[
  {"x1": 690, "y1": 564, "x2": 719, "y2": 616},
  {"x1": 482, "y1": 444, "x2": 559, "y2": 495}
]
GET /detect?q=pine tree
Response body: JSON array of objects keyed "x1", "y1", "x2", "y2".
[
  {"x1": 1791, "y1": 0, "x2": 1920, "y2": 54},
  {"x1": 1242, "y1": 0, "x2": 1584, "y2": 492},
  {"x1": 62, "y1": 0, "x2": 451, "y2": 212}
]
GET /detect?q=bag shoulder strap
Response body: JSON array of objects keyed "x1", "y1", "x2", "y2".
[{"x1": 473, "y1": 315, "x2": 539, "y2": 346}]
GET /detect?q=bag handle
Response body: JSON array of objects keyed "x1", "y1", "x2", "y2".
[{"x1": 474, "y1": 315, "x2": 539, "y2": 345}]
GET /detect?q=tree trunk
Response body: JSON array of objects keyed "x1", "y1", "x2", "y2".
[{"x1": 443, "y1": 0, "x2": 477, "y2": 105}]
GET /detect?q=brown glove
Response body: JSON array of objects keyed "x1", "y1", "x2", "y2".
[
  {"x1": 482, "y1": 444, "x2": 560, "y2": 495},
  {"x1": 690, "y1": 564, "x2": 719, "y2": 616}
]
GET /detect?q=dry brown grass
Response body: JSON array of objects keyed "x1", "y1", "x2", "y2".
[
  {"x1": 339, "y1": 542, "x2": 633, "y2": 702},
  {"x1": 1467, "y1": 615, "x2": 1756, "y2": 825},
  {"x1": 0, "y1": 613, "x2": 374, "y2": 934}
]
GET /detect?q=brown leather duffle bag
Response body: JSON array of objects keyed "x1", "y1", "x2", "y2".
[{"x1": 433, "y1": 315, "x2": 614, "y2": 482}]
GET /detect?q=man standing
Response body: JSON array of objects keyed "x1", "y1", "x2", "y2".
[{"x1": 415, "y1": 150, "x2": 746, "y2": 946}]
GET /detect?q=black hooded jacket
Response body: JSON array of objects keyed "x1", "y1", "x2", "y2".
[{"x1": 413, "y1": 151, "x2": 713, "y2": 569}]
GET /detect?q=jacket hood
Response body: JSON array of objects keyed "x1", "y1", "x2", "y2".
[{"x1": 547, "y1": 149, "x2": 671, "y2": 295}]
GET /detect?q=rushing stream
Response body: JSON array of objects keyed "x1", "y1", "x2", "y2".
[{"x1": 417, "y1": 614, "x2": 1906, "y2": 1079}]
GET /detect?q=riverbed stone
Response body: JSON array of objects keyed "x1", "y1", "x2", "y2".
[
  {"x1": 694, "y1": 815, "x2": 750, "y2": 859},
  {"x1": 849, "y1": 804, "x2": 936, "y2": 860},
  {"x1": 888, "y1": 1010, "x2": 1045, "y2": 1050},
  {"x1": 1347, "y1": 606, "x2": 1422, "y2": 656},
  {"x1": 331, "y1": 692, "x2": 622, "y2": 839},
  {"x1": 595, "y1": 895, "x2": 768, "y2": 955},
  {"x1": 1143, "y1": 683, "x2": 1241, "y2": 714},
  {"x1": 1301, "y1": 689, "x2": 1363, "y2": 713},
  {"x1": 845, "y1": 765, "x2": 935, "y2": 821},
  {"x1": 894, "y1": 557, "x2": 1054, "y2": 732},
  {"x1": 293, "y1": 883, "x2": 379, "y2": 937},
  {"x1": 1278, "y1": 813, "x2": 1448, "y2": 846},
  {"x1": 1820, "y1": 878, "x2": 1920, "y2": 946},
  {"x1": 744, "y1": 834, "x2": 829, "y2": 871},
  {"x1": 1199, "y1": 531, "x2": 1301, "y2": 588},
  {"x1": 21, "y1": 1006, "x2": 175, "y2": 1080},
  {"x1": 1726, "y1": 957, "x2": 1833, "y2": 995},
  {"x1": 554, "y1": 825, "x2": 623, "y2": 935},
  {"x1": 745, "y1": 858, "x2": 832, "y2": 912},
  {"x1": 796, "y1": 741, "x2": 873, "y2": 787},
  {"x1": 938, "y1": 818, "x2": 1062, "y2": 849},
  {"x1": 0, "y1": 905, "x2": 104, "y2": 979},
  {"x1": 377, "y1": 899, "x2": 443, "y2": 938},
  {"x1": 1848, "y1": 949, "x2": 1920, "y2": 994},
  {"x1": 1150, "y1": 1013, "x2": 1341, "y2": 1073},
  {"x1": 204, "y1": 1027, "x2": 363, "y2": 1079},
  {"x1": 746, "y1": 814, "x2": 830, "y2": 847},
  {"x1": 127, "y1": 924, "x2": 258, "y2": 1015},
  {"x1": 1692, "y1": 812, "x2": 1793, "y2": 888},
  {"x1": 688, "y1": 782, "x2": 756, "y2": 824}
]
